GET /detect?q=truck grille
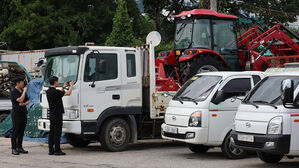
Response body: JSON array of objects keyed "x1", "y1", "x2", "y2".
[{"x1": 235, "y1": 140, "x2": 264, "y2": 148}]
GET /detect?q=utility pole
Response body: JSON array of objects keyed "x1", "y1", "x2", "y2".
[{"x1": 210, "y1": 0, "x2": 217, "y2": 11}]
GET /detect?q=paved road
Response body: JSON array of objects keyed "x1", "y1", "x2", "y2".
[{"x1": 0, "y1": 137, "x2": 298, "y2": 168}]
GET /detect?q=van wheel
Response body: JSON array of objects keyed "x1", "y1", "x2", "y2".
[
  {"x1": 66, "y1": 134, "x2": 91, "y2": 147},
  {"x1": 188, "y1": 144, "x2": 210, "y2": 154},
  {"x1": 100, "y1": 118, "x2": 131, "y2": 152},
  {"x1": 257, "y1": 152, "x2": 283, "y2": 163},
  {"x1": 0, "y1": 113, "x2": 8, "y2": 123},
  {"x1": 221, "y1": 135, "x2": 247, "y2": 159}
]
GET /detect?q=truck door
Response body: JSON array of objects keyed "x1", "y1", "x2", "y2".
[
  {"x1": 208, "y1": 76, "x2": 253, "y2": 143},
  {"x1": 81, "y1": 50, "x2": 122, "y2": 121},
  {"x1": 121, "y1": 51, "x2": 142, "y2": 107}
]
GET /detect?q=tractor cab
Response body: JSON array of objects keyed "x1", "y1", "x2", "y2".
[{"x1": 157, "y1": 9, "x2": 240, "y2": 74}]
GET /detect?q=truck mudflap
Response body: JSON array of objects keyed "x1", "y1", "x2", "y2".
[{"x1": 230, "y1": 130, "x2": 290, "y2": 154}]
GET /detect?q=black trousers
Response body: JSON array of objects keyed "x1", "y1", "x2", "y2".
[
  {"x1": 49, "y1": 117, "x2": 62, "y2": 152},
  {"x1": 11, "y1": 113, "x2": 27, "y2": 150}
]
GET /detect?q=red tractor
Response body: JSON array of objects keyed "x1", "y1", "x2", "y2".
[{"x1": 156, "y1": 9, "x2": 299, "y2": 85}]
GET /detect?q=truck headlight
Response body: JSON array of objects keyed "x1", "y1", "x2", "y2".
[
  {"x1": 267, "y1": 116, "x2": 282, "y2": 134},
  {"x1": 189, "y1": 111, "x2": 202, "y2": 127},
  {"x1": 63, "y1": 109, "x2": 79, "y2": 119}
]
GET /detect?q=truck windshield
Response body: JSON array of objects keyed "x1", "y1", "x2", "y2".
[
  {"x1": 175, "y1": 20, "x2": 193, "y2": 49},
  {"x1": 173, "y1": 75, "x2": 222, "y2": 102},
  {"x1": 44, "y1": 55, "x2": 80, "y2": 86},
  {"x1": 244, "y1": 76, "x2": 299, "y2": 106}
]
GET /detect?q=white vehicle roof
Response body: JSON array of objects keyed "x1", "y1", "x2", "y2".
[
  {"x1": 84, "y1": 46, "x2": 136, "y2": 51},
  {"x1": 268, "y1": 71, "x2": 299, "y2": 77},
  {"x1": 195, "y1": 71, "x2": 266, "y2": 78}
]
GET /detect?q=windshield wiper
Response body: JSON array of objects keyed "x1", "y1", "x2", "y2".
[
  {"x1": 253, "y1": 101, "x2": 278, "y2": 109},
  {"x1": 178, "y1": 96, "x2": 198, "y2": 105},
  {"x1": 176, "y1": 23, "x2": 187, "y2": 36},
  {"x1": 244, "y1": 100, "x2": 259, "y2": 109},
  {"x1": 177, "y1": 97, "x2": 184, "y2": 104}
]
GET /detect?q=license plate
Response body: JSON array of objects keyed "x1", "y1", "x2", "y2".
[
  {"x1": 237, "y1": 134, "x2": 254, "y2": 142},
  {"x1": 164, "y1": 125, "x2": 178, "y2": 134}
]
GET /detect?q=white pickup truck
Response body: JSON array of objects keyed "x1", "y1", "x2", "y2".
[
  {"x1": 231, "y1": 71, "x2": 299, "y2": 163},
  {"x1": 161, "y1": 71, "x2": 265, "y2": 159}
]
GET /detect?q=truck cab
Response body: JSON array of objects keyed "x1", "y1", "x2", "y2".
[
  {"x1": 161, "y1": 71, "x2": 265, "y2": 159},
  {"x1": 231, "y1": 72, "x2": 299, "y2": 163},
  {"x1": 37, "y1": 45, "x2": 174, "y2": 151}
]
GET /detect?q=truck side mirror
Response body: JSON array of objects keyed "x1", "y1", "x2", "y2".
[
  {"x1": 37, "y1": 60, "x2": 44, "y2": 67},
  {"x1": 97, "y1": 59, "x2": 106, "y2": 74},
  {"x1": 281, "y1": 79, "x2": 294, "y2": 107}
]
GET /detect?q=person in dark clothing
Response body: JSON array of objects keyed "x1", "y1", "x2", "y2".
[
  {"x1": 46, "y1": 76, "x2": 73, "y2": 156},
  {"x1": 10, "y1": 78, "x2": 30, "y2": 155}
]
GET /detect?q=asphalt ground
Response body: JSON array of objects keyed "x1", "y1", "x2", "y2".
[{"x1": 0, "y1": 137, "x2": 298, "y2": 168}]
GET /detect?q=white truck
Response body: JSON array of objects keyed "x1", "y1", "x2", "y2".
[
  {"x1": 231, "y1": 71, "x2": 299, "y2": 163},
  {"x1": 161, "y1": 71, "x2": 265, "y2": 159},
  {"x1": 37, "y1": 43, "x2": 177, "y2": 151}
]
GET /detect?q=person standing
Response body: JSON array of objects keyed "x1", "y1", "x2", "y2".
[
  {"x1": 10, "y1": 78, "x2": 30, "y2": 155},
  {"x1": 46, "y1": 76, "x2": 73, "y2": 155}
]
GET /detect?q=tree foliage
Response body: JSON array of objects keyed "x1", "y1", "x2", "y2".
[{"x1": 105, "y1": 0, "x2": 136, "y2": 46}]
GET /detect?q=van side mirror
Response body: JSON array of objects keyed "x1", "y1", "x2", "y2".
[
  {"x1": 281, "y1": 79, "x2": 294, "y2": 107},
  {"x1": 211, "y1": 90, "x2": 226, "y2": 105},
  {"x1": 97, "y1": 59, "x2": 106, "y2": 74}
]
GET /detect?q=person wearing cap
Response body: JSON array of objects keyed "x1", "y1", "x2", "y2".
[
  {"x1": 46, "y1": 76, "x2": 73, "y2": 156},
  {"x1": 10, "y1": 78, "x2": 30, "y2": 155}
]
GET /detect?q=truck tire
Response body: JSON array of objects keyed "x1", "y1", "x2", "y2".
[
  {"x1": 181, "y1": 55, "x2": 226, "y2": 84},
  {"x1": 0, "y1": 113, "x2": 8, "y2": 123},
  {"x1": 188, "y1": 144, "x2": 210, "y2": 154},
  {"x1": 66, "y1": 133, "x2": 91, "y2": 147},
  {"x1": 257, "y1": 152, "x2": 283, "y2": 163},
  {"x1": 100, "y1": 118, "x2": 131, "y2": 152},
  {"x1": 221, "y1": 135, "x2": 247, "y2": 159}
]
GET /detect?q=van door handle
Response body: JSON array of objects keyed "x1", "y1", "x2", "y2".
[{"x1": 112, "y1": 94, "x2": 120, "y2": 100}]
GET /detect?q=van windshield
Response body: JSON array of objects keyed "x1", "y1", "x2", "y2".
[
  {"x1": 244, "y1": 76, "x2": 299, "y2": 105},
  {"x1": 173, "y1": 75, "x2": 222, "y2": 102}
]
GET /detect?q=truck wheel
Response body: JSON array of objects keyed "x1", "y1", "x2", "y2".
[
  {"x1": 66, "y1": 133, "x2": 91, "y2": 147},
  {"x1": 100, "y1": 118, "x2": 131, "y2": 152},
  {"x1": 181, "y1": 55, "x2": 226, "y2": 84},
  {"x1": 188, "y1": 144, "x2": 210, "y2": 154},
  {"x1": 0, "y1": 113, "x2": 8, "y2": 123},
  {"x1": 221, "y1": 135, "x2": 247, "y2": 159},
  {"x1": 257, "y1": 152, "x2": 283, "y2": 163}
]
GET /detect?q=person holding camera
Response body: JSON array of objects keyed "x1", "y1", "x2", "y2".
[
  {"x1": 10, "y1": 78, "x2": 30, "y2": 155},
  {"x1": 46, "y1": 76, "x2": 73, "y2": 156}
]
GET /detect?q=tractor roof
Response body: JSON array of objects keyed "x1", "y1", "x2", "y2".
[{"x1": 174, "y1": 9, "x2": 238, "y2": 19}]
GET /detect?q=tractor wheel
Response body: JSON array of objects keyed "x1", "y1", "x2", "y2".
[{"x1": 181, "y1": 55, "x2": 226, "y2": 84}]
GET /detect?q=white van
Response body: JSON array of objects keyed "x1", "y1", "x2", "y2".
[
  {"x1": 231, "y1": 72, "x2": 299, "y2": 163},
  {"x1": 161, "y1": 71, "x2": 265, "y2": 159}
]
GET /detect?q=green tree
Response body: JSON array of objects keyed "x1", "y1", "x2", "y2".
[
  {"x1": 105, "y1": 0, "x2": 136, "y2": 46},
  {"x1": 0, "y1": 0, "x2": 116, "y2": 50}
]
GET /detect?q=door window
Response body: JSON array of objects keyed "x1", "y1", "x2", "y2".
[
  {"x1": 252, "y1": 75, "x2": 262, "y2": 85},
  {"x1": 84, "y1": 53, "x2": 118, "y2": 82},
  {"x1": 126, "y1": 54, "x2": 136, "y2": 77},
  {"x1": 222, "y1": 78, "x2": 251, "y2": 96}
]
